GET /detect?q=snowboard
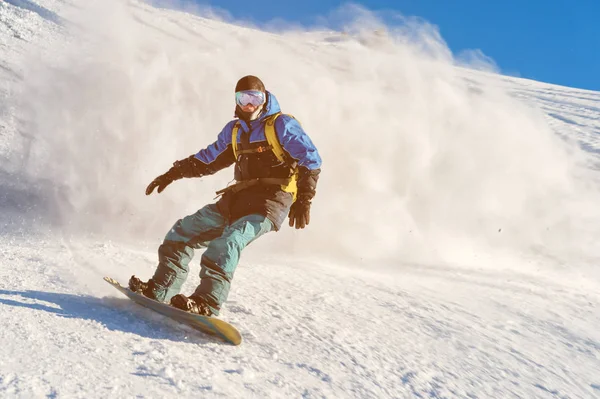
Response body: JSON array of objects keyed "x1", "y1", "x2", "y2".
[{"x1": 103, "y1": 277, "x2": 242, "y2": 345}]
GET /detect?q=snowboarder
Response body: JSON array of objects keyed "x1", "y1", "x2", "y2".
[{"x1": 129, "y1": 75, "x2": 322, "y2": 316}]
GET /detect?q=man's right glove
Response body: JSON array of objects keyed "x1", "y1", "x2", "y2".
[
  {"x1": 145, "y1": 155, "x2": 208, "y2": 195},
  {"x1": 145, "y1": 169, "x2": 181, "y2": 195},
  {"x1": 288, "y1": 196, "x2": 311, "y2": 229}
]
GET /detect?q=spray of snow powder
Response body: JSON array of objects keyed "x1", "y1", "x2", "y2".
[{"x1": 11, "y1": 0, "x2": 600, "y2": 273}]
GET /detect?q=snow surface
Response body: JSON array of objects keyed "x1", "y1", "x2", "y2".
[{"x1": 1, "y1": 0, "x2": 600, "y2": 398}]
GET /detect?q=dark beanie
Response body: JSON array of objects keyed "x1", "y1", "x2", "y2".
[{"x1": 235, "y1": 75, "x2": 266, "y2": 92}]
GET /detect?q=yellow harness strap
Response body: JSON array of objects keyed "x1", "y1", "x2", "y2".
[
  {"x1": 232, "y1": 122, "x2": 241, "y2": 159},
  {"x1": 231, "y1": 113, "x2": 299, "y2": 200},
  {"x1": 264, "y1": 113, "x2": 286, "y2": 163}
]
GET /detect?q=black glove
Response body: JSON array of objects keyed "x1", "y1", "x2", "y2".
[
  {"x1": 145, "y1": 156, "x2": 209, "y2": 195},
  {"x1": 145, "y1": 169, "x2": 180, "y2": 195},
  {"x1": 288, "y1": 166, "x2": 320, "y2": 229},
  {"x1": 288, "y1": 197, "x2": 311, "y2": 229}
]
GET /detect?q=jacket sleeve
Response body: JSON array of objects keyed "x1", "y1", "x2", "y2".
[
  {"x1": 192, "y1": 121, "x2": 236, "y2": 175},
  {"x1": 275, "y1": 115, "x2": 322, "y2": 170},
  {"x1": 275, "y1": 115, "x2": 322, "y2": 200}
]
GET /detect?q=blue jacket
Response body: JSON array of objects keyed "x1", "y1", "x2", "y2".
[
  {"x1": 194, "y1": 91, "x2": 321, "y2": 172},
  {"x1": 192, "y1": 92, "x2": 322, "y2": 229}
]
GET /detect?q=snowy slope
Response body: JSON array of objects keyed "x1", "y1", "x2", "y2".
[{"x1": 1, "y1": 1, "x2": 600, "y2": 398}]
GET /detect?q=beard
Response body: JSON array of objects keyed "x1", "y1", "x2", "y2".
[{"x1": 235, "y1": 104, "x2": 265, "y2": 122}]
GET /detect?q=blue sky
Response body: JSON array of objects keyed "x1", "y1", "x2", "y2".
[{"x1": 183, "y1": 0, "x2": 599, "y2": 91}]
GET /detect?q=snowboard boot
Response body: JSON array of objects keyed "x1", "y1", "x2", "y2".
[
  {"x1": 170, "y1": 294, "x2": 213, "y2": 316},
  {"x1": 128, "y1": 275, "x2": 158, "y2": 301}
]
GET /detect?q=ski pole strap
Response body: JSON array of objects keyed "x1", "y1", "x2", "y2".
[{"x1": 215, "y1": 177, "x2": 293, "y2": 196}]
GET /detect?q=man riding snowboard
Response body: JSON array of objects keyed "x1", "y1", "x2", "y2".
[{"x1": 129, "y1": 75, "x2": 322, "y2": 316}]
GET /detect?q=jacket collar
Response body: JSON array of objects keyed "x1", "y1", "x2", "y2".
[{"x1": 236, "y1": 91, "x2": 281, "y2": 133}]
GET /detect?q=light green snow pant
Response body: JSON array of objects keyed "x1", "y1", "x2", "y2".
[{"x1": 150, "y1": 203, "x2": 274, "y2": 315}]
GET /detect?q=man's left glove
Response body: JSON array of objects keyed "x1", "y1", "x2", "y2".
[
  {"x1": 288, "y1": 166, "x2": 320, "y2": 229},
  {"x1": 288, "y1": 197, "x2": 311, "y2": 229},
  {"x1": 146, "y1": 155, "x2": 208, "y2": 195}
]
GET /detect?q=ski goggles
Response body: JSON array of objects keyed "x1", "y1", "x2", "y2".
[{"x1": 235, "y1": 90, "x2": 266, "y2": 107}]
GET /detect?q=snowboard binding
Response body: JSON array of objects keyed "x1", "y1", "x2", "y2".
[
  {"x1": 170, "y1": 294, "x2": 213, "y2": 317},
  {"x1": 128, "y1": 275, "x2": 158, "y2": 300}
]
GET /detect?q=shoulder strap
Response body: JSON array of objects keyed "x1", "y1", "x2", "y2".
[
  {"x1": 264, "y1": 113, "x2": 284, "y2": 163},
  {"x1": 265, "y1": 112, "x2": 299, "y2": 163},
  {"x1": 231, "y1": 121, "x2": 241, "y2": 159}
]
